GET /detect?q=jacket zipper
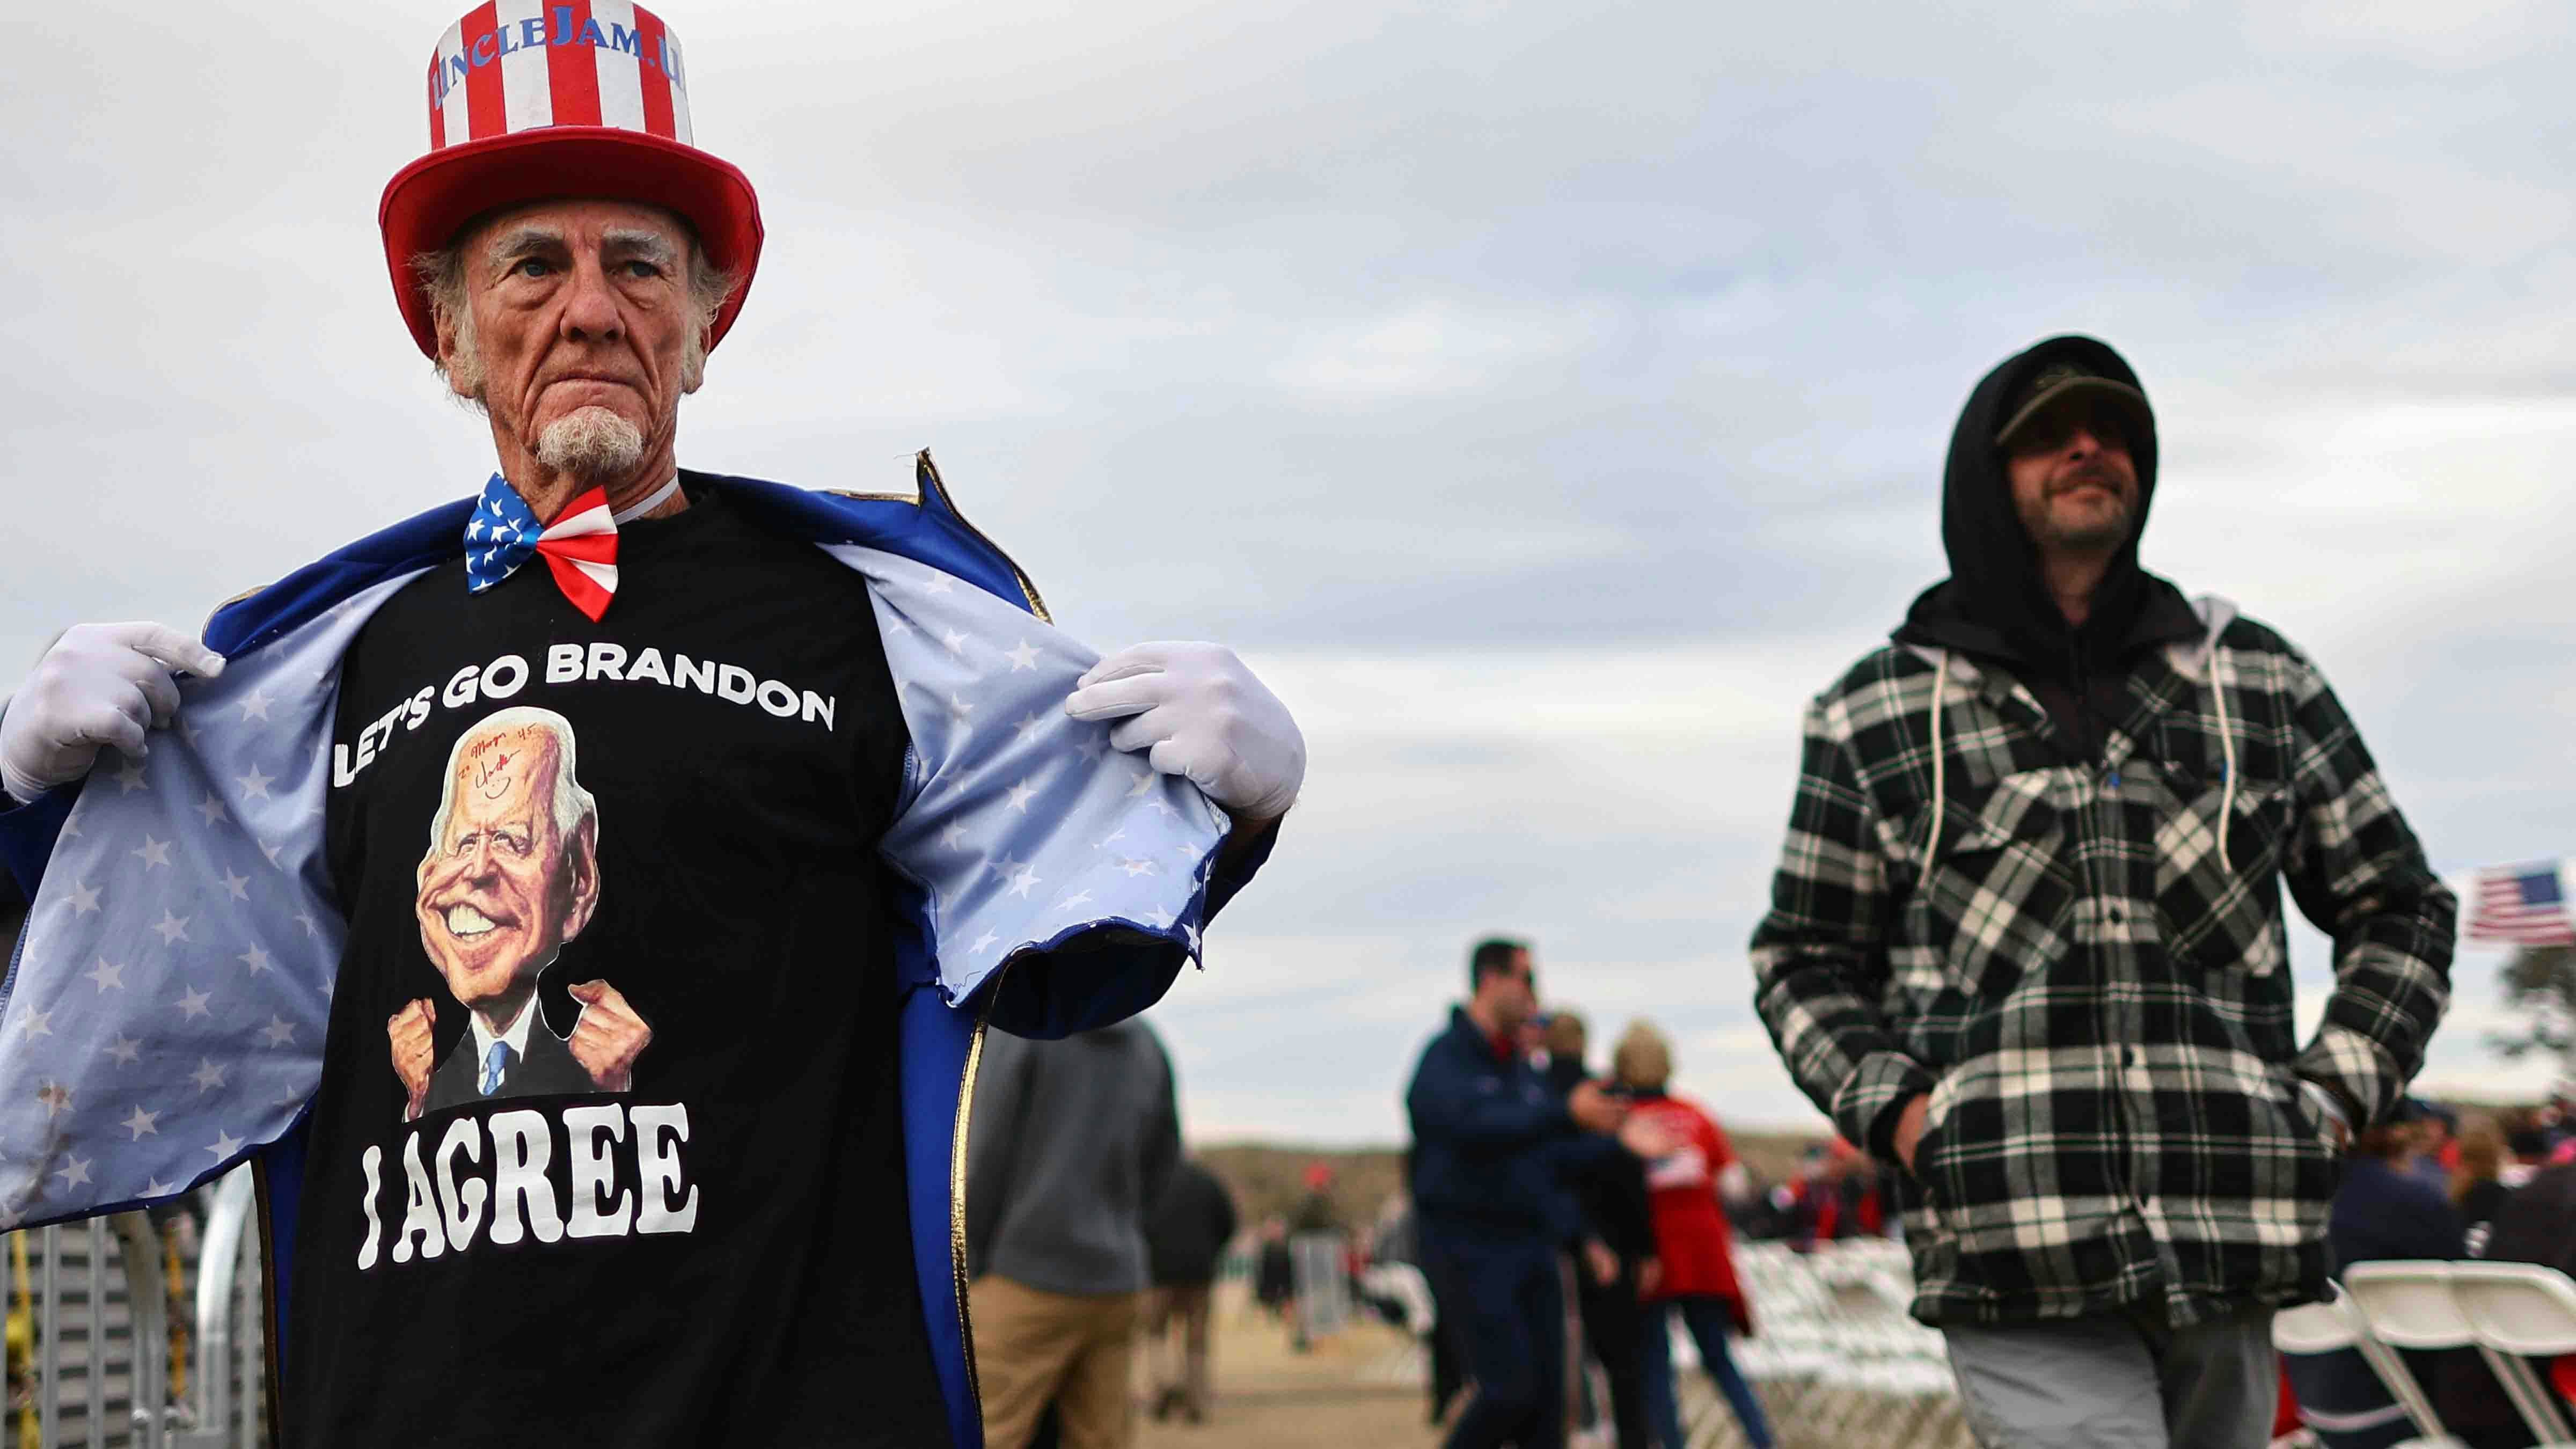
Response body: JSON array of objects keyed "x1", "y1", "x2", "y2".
[
  {"x1": 254, "y1": 1157, "x2": 283, "y2": 1448},
  {"x1": 917, "y1": 453, "x2": 1044, "y2": 1426},
  {"x1": 951, "y1": 963, "x2": 1010, "y2": 1421}
]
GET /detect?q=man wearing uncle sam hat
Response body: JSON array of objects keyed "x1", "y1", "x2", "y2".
[{"x1": 0, "y1": 6, "x2": 1302, "y2": 1445}]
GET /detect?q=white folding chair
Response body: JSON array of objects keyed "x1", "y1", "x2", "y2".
[
  {"x1": 2273, "y1": 1287, "x2": 2451, "y2": 1448},
  {"x1": 2448, "y1": 1262, "x2": 2576, "y2": 1446},
  {"x1": 2336, "y1": 1263, "x2": 2477, "y2": 1448},
  {"x1": 1729, "y1": 1244, "x2": 1829, "y2": 1422}
]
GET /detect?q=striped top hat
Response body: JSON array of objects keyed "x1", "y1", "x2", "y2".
[{"x1": 378, "y1": 3, "x2": 763, "y2": 358}]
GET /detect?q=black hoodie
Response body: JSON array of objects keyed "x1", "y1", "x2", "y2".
[{"x1": 1893, "y1": 334, "x2": 2202, "y2": 760}]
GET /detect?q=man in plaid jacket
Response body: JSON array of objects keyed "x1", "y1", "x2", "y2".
[{"x1": 1751, "y1": 335, "x2": 2454, "y2": 1447}]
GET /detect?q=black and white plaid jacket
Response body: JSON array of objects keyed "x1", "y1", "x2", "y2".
[{"x1": 1751, "y1": 601, "x2": 2454, "y2": 1328}]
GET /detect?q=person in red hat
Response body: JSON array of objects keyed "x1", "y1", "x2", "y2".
[{"x1": 0, "y1": 7, "x2": 1301, "y2": 1448}]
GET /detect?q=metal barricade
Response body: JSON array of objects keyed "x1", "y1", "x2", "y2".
[
  {"x1": 173, "y1": 1170, "x2": 260, "y2": 1449},
  {"x1": 1289, "y1": 1231, "x2": 1350, "y2": 1342},
  {"x1": 14, "y1": 1213, "x2": 164, "y2": 1448},
  {"x1": 7, "y1": 1167, "x2": 264, "y2": 1449}
]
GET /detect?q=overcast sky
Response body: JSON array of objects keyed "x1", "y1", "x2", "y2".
[{"x1": 8, "y1": 1, "x2": 2573, "y2": 1145}]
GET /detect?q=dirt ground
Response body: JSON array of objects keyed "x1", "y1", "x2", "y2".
[
  {"x1": 1124, "y1": 1286, "x2": 1904, "y2": 1449},
  {"x1": 1134, "y1": 1286, "x2": 1438, "y2": 1449}
]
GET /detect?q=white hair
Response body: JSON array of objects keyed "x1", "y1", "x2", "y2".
[
  {"x1": 423, "y1": 706, "x2": 599, "y2": 863},
  {"x1": 411, "y1": 209, "x2": 738, "y2": 406}
]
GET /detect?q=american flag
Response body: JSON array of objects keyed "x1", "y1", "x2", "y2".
[{"x1": 2466, "y1": 861, "x2": 2576, "y2": 946}]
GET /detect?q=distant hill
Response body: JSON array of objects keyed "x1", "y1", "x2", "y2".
[{"x1": 1196, "y1": 1125, "x2": 1830, "y2": 1231}]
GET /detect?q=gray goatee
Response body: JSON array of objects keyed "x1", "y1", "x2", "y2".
[{"x1": 535, "y1": 406, "x2": 646, "y2": 481}]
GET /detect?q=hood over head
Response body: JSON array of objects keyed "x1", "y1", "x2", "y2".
[{"x1": 1896, "y1": 334, "x2": 2187, "y2": 669}]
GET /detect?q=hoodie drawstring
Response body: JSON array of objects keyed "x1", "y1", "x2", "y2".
[
  {"x1": 1923, "y1": 650, "x2": 1952, "y2": 869},
  {"x1": 2210, "y1": 645, "x2": 2237, "y2": 875},
  {"x1": 1916, "y1": 604, "x2": 2238, "y2": 879}
]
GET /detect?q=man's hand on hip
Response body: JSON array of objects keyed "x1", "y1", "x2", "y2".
[
  {"x1": 1894, "y1": 1093, "x2": 1931, "y2": 1172},
  {"x1": 1064, "y1": 642, "x2": 1304, "y2": 823},
  {"x1": 1, "y1": 623, "x2": 225, "y2": 804}
]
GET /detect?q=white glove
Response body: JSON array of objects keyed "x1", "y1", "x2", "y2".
[
  {"x1": 1, "y1": 622, "x2": 225, "y2": 804},
  {"x1": 1064, "y1": 641, "x2": 1304, "y2": 821}
]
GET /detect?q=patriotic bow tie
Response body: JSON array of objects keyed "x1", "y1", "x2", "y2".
[{"x1": 464, "y1": 474, "x2": 620, "y2": 621}]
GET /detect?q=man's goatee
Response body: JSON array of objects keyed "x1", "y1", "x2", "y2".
[{"x1": 535, "y1": 407, "x2": 646, "y2": 481}]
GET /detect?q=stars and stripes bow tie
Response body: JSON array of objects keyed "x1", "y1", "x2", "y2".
[{"x1": 464, "y1": 473, "x2": 621, "y2": 621}]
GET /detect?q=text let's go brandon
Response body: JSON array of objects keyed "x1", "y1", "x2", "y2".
[{"x1": 335, "y1": 643, "x2": 842, "y2": 788}]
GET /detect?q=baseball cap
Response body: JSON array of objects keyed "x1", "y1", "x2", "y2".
[{"x1": 1995, "y1": 360, "x2": 2154, "y2": 450}]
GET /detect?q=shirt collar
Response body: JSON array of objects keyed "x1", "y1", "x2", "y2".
[
  {"x1": 471, "y1": 992, "x2": 541, "y2": 1062},
  {"x1": 612, "y1": 474, "x2": 684, "y2": 524}
]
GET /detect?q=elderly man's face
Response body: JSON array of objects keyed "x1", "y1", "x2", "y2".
[
  {"x1": 415, "y1": 726, "x2": 598, "y2": 1024},
  {"x1": 440, "y1": 198, "x2": 698, "y2": 492}
]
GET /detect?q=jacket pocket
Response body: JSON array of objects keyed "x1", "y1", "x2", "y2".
[
  {"x1": 2253, "y1": 1059, "x2": 2346, "y2": 1211},
  {"x1": 1909, "y1": 1067, "x2": 1963, "y2": 1210},
  {"x1": 2150, "y1": 769, "x2": 2292, "y2": 975},
  {"x1": 1908, "y1": 1058, "x2": 2072, "y2": 1224},
  {"x1": 1903, "y1": 772, "x2": 2077, "y2": 1001},
  {"x1": 2275, "y1": 1067, "x2": 2343, "y2": 1166}
]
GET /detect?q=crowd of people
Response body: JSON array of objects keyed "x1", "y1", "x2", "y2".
[
  {"x1": 1370, "y1": 927, "x2": 2576, "y2": 1449},
  {"x1": 2307, "y1": 1093, "x2": 2576, "y2": 1448},
  {"x1": 1399, "y1": 937, "x2": 1777, "y2": 1449}
]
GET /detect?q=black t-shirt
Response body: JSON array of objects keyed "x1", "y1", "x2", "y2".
[{"x1": 285, "y1": 485, "x2": 952, "y2": 1446}]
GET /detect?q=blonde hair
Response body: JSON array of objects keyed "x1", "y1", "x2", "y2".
[
  {"x1": 2453, "y1": 1116, "x2": 2506, "y2": 1207},
  {"x1": 1612, "y1": 1022, "x2": 1672, "y2": 1090}
]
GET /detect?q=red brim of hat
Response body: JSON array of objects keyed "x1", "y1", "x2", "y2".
[{"x1": 379, "y1": 127, "x2": 763, "y2": 359}]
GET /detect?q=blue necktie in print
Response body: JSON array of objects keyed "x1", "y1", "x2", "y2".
[{"x1": 480, "y1": 1041, "x2": 514, "y2": 1096}]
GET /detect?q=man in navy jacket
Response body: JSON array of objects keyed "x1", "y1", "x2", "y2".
[{"x1": 1406, "y1": 938, "x2": 1665, "y2": 1449}]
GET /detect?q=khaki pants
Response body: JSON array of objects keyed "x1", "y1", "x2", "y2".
[
  {"x1": 971, "y1": 1275, "x2": 1145, "y2": 1449},
  {"x1": 1144, "y1": 1282, "x2": 1214, "y2": 1419}
]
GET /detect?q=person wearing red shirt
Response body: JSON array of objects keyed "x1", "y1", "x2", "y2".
[{"x1": 1610, "y1": 1023, "x2": 1775, "y2": 1449}]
